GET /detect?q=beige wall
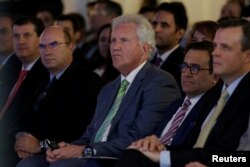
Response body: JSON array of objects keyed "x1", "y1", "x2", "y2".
[{"x1": 62, "y1": 0, "x2": 228, "y2": 29}]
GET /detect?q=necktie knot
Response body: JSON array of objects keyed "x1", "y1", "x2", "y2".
[
  {"x1": 20, "y1": 70, "x2": 29, "y2": 78},
  {"x1": 220, "y1": 89, "x2": 229, "y2": 100},
  {"x1": 182, "y1": 98, "x2": 191, "y2": 108},
  {"x1": 120, "y1": 79, "x2": 129, "y2": 90}
]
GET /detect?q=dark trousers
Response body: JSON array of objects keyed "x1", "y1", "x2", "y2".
[{"x1": 115, "y1": 149, "x2": 159, "y2": 167}]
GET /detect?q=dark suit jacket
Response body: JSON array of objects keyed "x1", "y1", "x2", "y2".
[
  {"x1": 150, "y1": 46, "x2": 184, "y2": 90},
  {"x1": 15, "y1": 61, "x2": 102, "y2": 143},
  {"x1": 154, "y1": 80, "x2": 223, "y2": 147},
  {"x1": 171, "y1": 72, "x2": 250, "y2": 166},
  {"x1": 72, "y1": 62, "x2": 181, "y2": 157},
  {"x1": 0, "y1": 54, "x2": 22, "y2": 110},
  {"x1": 0, "y1": 56, "x2": 48, "y2": 167}
]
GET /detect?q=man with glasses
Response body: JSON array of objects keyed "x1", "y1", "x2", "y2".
[
  {"x1": 15, "y1": 26, "x2": 102, "y2": 166},
  {"x1": 116, "y1": 19, "x2": 250, "y2": 167},
  {"x1": 114, "y1": 41, "x2": 222, "y2": 167}
]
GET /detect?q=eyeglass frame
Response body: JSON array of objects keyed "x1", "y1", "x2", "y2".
[
  {"x1": 39, "y1": 41, "x2": 70, "y2": 50},
  {"x1": 180, "y1": 62, "x2": 211, "y2": 75}
]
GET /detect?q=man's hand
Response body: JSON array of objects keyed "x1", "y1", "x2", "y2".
[
  {"x1": 46, "y1": 142, "x2": 84, "y2": 163},
  {"x1": 128, "y1": 135, "x2": 165, "y2": 151},
  {"x1": 140, "y1": 149, "x2": 161, "y2": 163},
  {"x1": 15, "y1": 133, "x2": 41, "y2": 157},
  {"x1": 16, "y1": 150, "x2": 34, "y2": 159}
]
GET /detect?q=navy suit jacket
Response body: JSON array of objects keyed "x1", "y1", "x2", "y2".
[
  {"x1": 155, "y1": 80, "x2": 223, "y2": 147},
  {"x1": 171, "y1": 72, "x2": 250, "y2": 166},
  {"x1": 73, "y1": 62, "x2": 181, "y2": 157},
  {"x1": 150, "y1": 46, "x2": 184, "y2": 90}
]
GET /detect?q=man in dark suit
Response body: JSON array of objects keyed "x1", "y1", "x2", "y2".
[
  {"x1": 0, "y1": 16, "x2": 48, "y2": 167},
  {"x1": 150, "y1": 2, "x2": 188, "y2": 90},
  {"x1": 115, "y1": 19, "x2": 250, "y2": 167},
  {"x1": 114, "y1": 41, "x2": 221, "y2": 167},
  {"x1": 16, "y1": 14, "x2": 181, "y2": 167},
  {"x1": 15, "y1": 25, "x2": 102, "y2": 166},
  {"x1": 0, "y1": 13, "x2": 16, "y2": 70}
]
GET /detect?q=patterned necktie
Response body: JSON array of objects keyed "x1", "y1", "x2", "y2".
[
  {"x1": 94, "y1": 79, "x2": 129, "y2": 142},
  {"x1": 194, "y1": 89, "x2": 229, "y2": 148},
  {"x1": 0, "y1": 70, "x2": 28, "y2": 119},
  {"x1": 160, "y1": 99, "x2": 191, "y2": 145}
]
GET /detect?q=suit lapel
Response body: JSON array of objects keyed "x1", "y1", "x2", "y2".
[{"x1": 108, "y1": 62, "x2": 152, "y2": 134}]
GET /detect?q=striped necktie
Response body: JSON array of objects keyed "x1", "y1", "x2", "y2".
[
  {"x1": 194, "y1": 89, "x2": 229, "y2": 148},
  {"x1": 94, "y1": 79, "x2": 129, "y2": 142},
  {"x1": 160, "y1": 99, "x2": 191, "y2": 145}
]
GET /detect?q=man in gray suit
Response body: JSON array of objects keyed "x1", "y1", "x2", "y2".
[{"x1": 17, "y1": 15, "x2": 181, "y2": 167}]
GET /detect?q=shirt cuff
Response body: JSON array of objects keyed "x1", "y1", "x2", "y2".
[{"x1": 160, "y1": 150, "x2": 171, "y2": 167}]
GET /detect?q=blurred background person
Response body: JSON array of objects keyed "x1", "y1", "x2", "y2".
[{"x1": 0, "y1": 13, "x2": 16, "y2": 70}]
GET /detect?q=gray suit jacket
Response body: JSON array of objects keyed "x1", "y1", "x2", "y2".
[{"x1": 72, "y1": 62, "x2": 181, "y2": 157}]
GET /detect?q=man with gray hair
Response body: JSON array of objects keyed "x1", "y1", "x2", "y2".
[{"x1": 18, "y1": 14, "x2": 181, "y2": 167}]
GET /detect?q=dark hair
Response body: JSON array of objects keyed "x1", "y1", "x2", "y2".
[
  {"x1": 185, "y1": 41, "x2": 214, "y2": 73},
  {"x1": 36, "y1": 5, "x2": 57, "y2": 19},
  {"x1": 55, "y1": 14, "x2": 79, "y2": 33},
  {"x1": 97, "y1": 23, "x2": 111, "y2": 40},
  {"x1": 13, "y1": 16, "x2": 44, "y2": 36},
  {"x1": 218, "y1": 18, "x2": 250, "y2": 51},
  {"x1": 68, "y1": 13, "x2": 86, "y2": 32},
  {"x1": 191, "y1": 20, "x2": 218, "y2": 41},
  {"x1": 98, "y1": 1, "x2": 122, "y2": 16},
  {"x1": 62, "y1": 28, "x2": 72, "y2": 43},
  {"x1": 156, "y1": 2, "x2": 188, "y2": 31},
  {"x1": 139, "y1": 6, "x2": 155, "y2": 14},
  {"x1": 242, "y1": 5, "x2": 250, "y2": 17}
]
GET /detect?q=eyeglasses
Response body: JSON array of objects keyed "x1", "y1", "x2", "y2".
[
  {"x1": 180, "y1": 62, "x2": 211, "y2": 75},
  {"x1": 39, "y1": 41, "x2": 69, "y2": 49}
]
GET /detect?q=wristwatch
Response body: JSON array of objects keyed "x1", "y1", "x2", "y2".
[
  {"x1": 39, "y1": 139, "x2": 49, "y2": 151},
  {"x1": 84, "y1": 145, "x2": 94, "y2": 157}
]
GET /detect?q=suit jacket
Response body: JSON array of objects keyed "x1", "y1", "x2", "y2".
[
  {"x1": 0, "y1": 56, "x2": 48, "y2": 167},
  {"x1": 150, "y1": 46, "x2": 184, "y2": 90},
  {"x1": 154, "y1": 80, "x2": 223, "y2": 147},
  {"x1": 0, "y1": 54, "x2": 22, "y2": 110},
  {"x1": 73, "y1": 62, "x2": 181, "y2": 157},
  {"x1": 15, "y1": 61, "x2": 102, "y2": 143},
  {"x1": 171, "y1": 72, "x2": 250, "y2": 166}
]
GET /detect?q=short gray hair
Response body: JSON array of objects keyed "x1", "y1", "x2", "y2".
[{"x1": 112, "y1": 14, "x2": 156, "y2": 56}]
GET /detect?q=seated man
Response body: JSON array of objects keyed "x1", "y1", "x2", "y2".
[
  {"x1": 115, "y1": 18, "x2": 250, "y2": 167},
  {"x1": 16, "y1": 14, "x2": 181, "y2": 167}
]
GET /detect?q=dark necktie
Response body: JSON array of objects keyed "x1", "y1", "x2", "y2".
[
  {"x1": 160, "y1": 99, "x2": 191, "y2": 145},
  {"x1": 32, "y1": 76, "x2": 57, "y2": 112},
  {"x1": 155, "y1": 57, "x2": 162, "y2": 67},
  {"x1": 0, "y1": 70, "x2": 29, "y2": 119}
]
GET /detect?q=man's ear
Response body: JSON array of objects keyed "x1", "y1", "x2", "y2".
[{"x1": 176, "y1": 28, "x2": 185, "y2": 41}]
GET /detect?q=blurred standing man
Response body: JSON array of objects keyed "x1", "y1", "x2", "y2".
[
  {"x1": 0, "y1": 13, "x2": 16, "y2": 69},
  {"x1": 150, "y1": 2, "x2": 188, "y2": 90},
  {"x1": 17, "y1": 14, "x2": 181, "y2": 167}
]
